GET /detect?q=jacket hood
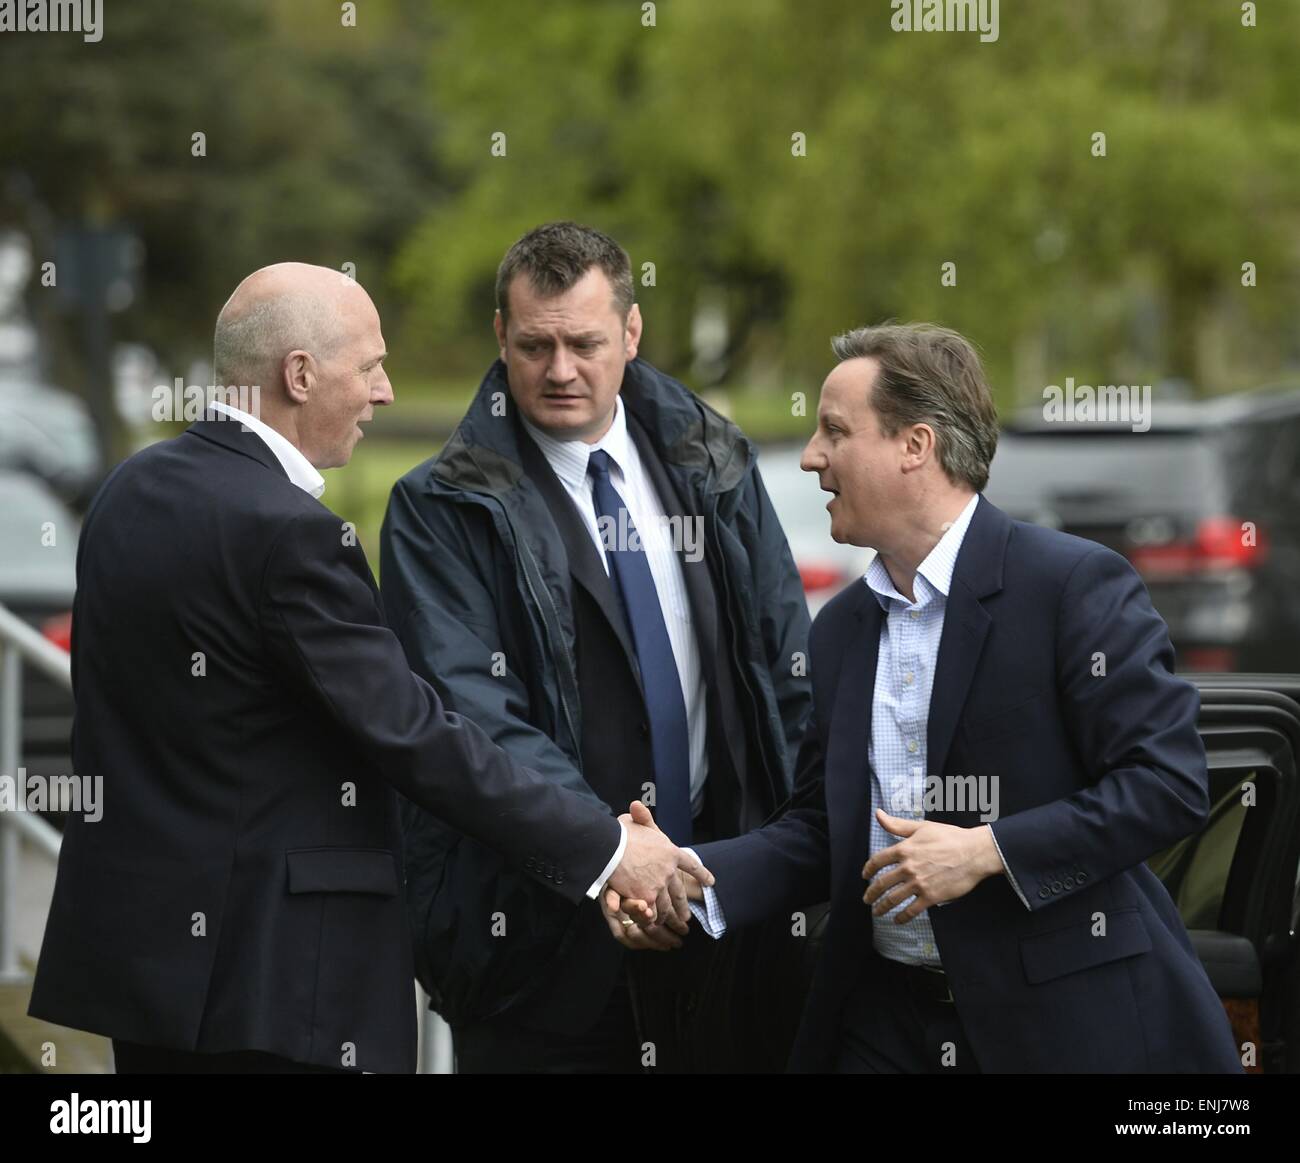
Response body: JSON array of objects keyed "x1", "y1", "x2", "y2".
[{"x1": 430, "y1": 358, "x2": 754, "y2": 500}]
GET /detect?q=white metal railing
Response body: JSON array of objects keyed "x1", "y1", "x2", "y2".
[
  {"x1": 0, "y1": 600, "x2": 455, "y2": 1071},
  {"x1": 0, "y1": 601, "x2": 69, "y2": 984},
  {"x1": 0, "y1": 598, "x2": 458, "y2": 1070}
]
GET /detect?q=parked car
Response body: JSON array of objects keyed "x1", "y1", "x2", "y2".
[
  {"x1": 984, "y1": 388, "x2": 1300, "y2": 672},
  {"x1": 0, "y1": 470, "x2": 77, "y2": 809},
  {"x1": 758, "y1": 443, "x2": 874, "y2": 615},
  {"x1": 0, "y1": 376, "x2": 104, "y2": 510}
]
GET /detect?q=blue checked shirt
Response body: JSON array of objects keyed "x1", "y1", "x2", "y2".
[{"x1": 863, "y1": 494, "x2": 978, "y2": 967}]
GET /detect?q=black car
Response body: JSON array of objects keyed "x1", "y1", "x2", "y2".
[{"x1": 985, "y1": 388, "x2": 1300, "y2": 672}]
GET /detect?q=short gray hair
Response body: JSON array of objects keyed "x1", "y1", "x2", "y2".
[
  {"x1": 213, "y1": 292, "x2": 341, "y2": 388},
  {"x1": 831, "y1": 322, "x2": 999, "y2": 492}
]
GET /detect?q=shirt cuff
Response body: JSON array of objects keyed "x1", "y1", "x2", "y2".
[
  {"x1": 987, "y1": 823, "x2": 1031, "y2": 911},
  {"x1": 687, "y1": 888, "x2": 727, "y2": 938},
  {"x1": 586, "y1": 819, "x2": 628, "y2": 900},
  {"x1": 678, "y1": 848, "x2": 726, "y2": 938}
]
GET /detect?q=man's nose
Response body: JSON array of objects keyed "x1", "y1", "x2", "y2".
[
  {"x1": 547, "y1": 346, "x2": 576, "y2": 384},
  {"x1": 800, "y1": 436, "x2": 825, "y2": 473},
  {"x1": 373, "y1": 372, "x2": 394, "y2": 406}
]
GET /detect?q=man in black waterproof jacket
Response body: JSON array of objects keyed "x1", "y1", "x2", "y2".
[{"x1": 380, "y1": 222, "x2": 813, "y2": 1072}]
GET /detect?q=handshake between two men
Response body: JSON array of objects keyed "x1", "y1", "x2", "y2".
[
  {"x1": 602, "y1": 800, "x2": 1006, "y2": 952},
  {"x1": 609, "y1": 799, "x2": 716, "y2": 938}
]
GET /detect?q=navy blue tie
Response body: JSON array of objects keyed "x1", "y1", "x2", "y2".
[{"x1": 586, "y1": 449, "x2": 692, "y2": 845}]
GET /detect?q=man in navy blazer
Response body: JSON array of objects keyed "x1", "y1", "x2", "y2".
[{"x1": 647, "y1": 322, "x2": 1241, "y2": 1073}]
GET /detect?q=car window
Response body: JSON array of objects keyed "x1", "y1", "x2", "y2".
[{"x1": 987, "y1": 431, "x2": 1227, "y2": 518}]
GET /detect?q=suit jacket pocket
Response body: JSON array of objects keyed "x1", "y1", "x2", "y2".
[
  {"x1": 1020, "y1": 906, "x2": 1152, "y2": 985},
  {"x1": 285, "y1": 848, "x2": 399, "y2": 896}
]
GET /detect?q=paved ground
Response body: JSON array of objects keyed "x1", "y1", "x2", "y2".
[{"x1": 1, "y1": 837, "x2": 110, "y2": 1073}]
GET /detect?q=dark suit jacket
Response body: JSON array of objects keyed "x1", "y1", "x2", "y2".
[
  {"x1": 697, "y1": 496, "x2": 1242, "y2": 1073},
  {"x1": 27, "y1": 414, "x2": 620, "y2": 1073}
]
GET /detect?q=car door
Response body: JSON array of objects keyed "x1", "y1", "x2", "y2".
[{"x1": 1147, "y1": 675, "x2": 1300, "y2": 1073}]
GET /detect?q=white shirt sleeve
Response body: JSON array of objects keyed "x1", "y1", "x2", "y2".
[{"x1": 586, "y1": 819, "x2": 628, "y2": 900}]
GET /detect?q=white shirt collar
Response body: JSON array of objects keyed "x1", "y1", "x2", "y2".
[
  {"x1": 208, "y1": 400, "x2": 325, "y2": 499},
  {"x1": 519, "y1": 394, "x2": 631, "y2": 488},
  {"x1": 866, "y1": 493, "x2": 981, "y2": 608}
]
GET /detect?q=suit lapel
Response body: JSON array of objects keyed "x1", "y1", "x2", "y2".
[
  {"x1": 926, "y1": 580, "x2": 992, "y2": 783},
  {"x1": 925, "y1": 496, "x2": 1010, "y2": 780},
  {"x1": 516, "y1": 427, "x2": 643, "y2": 690},
  {"x1": 826, "y1": 588, "x2": 883, "y2": 887}
]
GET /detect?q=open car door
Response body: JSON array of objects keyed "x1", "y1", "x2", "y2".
[{"x1": 1148, "y1": 675, "x2": 1300, "y2": 1073}]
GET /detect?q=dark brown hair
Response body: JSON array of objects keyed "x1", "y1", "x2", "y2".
[
  {"x1": 831, "y1": 323, "x2": 999, "y2": 492},
  {"x1": 495, "y1": 221, "x2": 634, "y2": 322}
]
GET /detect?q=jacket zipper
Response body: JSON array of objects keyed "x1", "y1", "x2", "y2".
[{"x1": 513, "y1": 521, "x2": 584, "y2": 770}]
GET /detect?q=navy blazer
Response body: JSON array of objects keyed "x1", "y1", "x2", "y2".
[
  {"x1": 697, "y1": 495, "x2": 1242, "y2": 1073},
  {"x1": 28, "y1": 416, "x2": 620, "y2": 1072}
]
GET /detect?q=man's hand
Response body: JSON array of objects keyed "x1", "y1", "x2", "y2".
[
  {"x1": 677, "y1": 869, "x2": 705, "y2": 903},
  {"x1": 862, "y1": 810, "x2": 1004, "y2": 923},
  {"x1": 608, "y1": 799, "x2": 714, "y2": 927},
  {"x1": 600, "y1": 884, "x2": 687, "y2": 951}
]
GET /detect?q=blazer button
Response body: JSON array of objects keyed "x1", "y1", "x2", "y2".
[
  {"x1": 555, "y1": 871, "x2": 565, "y2": 885},
  {"x1": 1050, "y1": 881, "x2": 1063, "y2": 895},
  {"x1": 1063, "y1": 875, "x2": 1075, "y2": 889},
  {"x1": 1077, "y1": 871, "x2": 1089, "y2": 883},
  {"x1": 1037, "y1": 887, "x2": 1050, "y2": 900}
]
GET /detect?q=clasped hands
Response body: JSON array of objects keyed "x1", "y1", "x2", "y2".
[
  {"x1": 601, "y1": 803, "x2": 1003, "y2": 952},
  {"x1": 602, "y1": 801, "x2": 708, "y2": 952}
]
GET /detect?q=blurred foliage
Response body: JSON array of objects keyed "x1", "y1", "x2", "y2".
[
  {"x1": 3, "y1": 0, "x2": 1299, "y2": 428},
  {"x1": 401, "y1": 0, "x2": 1300, "y2": 403},
  {"x1": 1, "y1": 0, "x2": 442, "y2": 392}
]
